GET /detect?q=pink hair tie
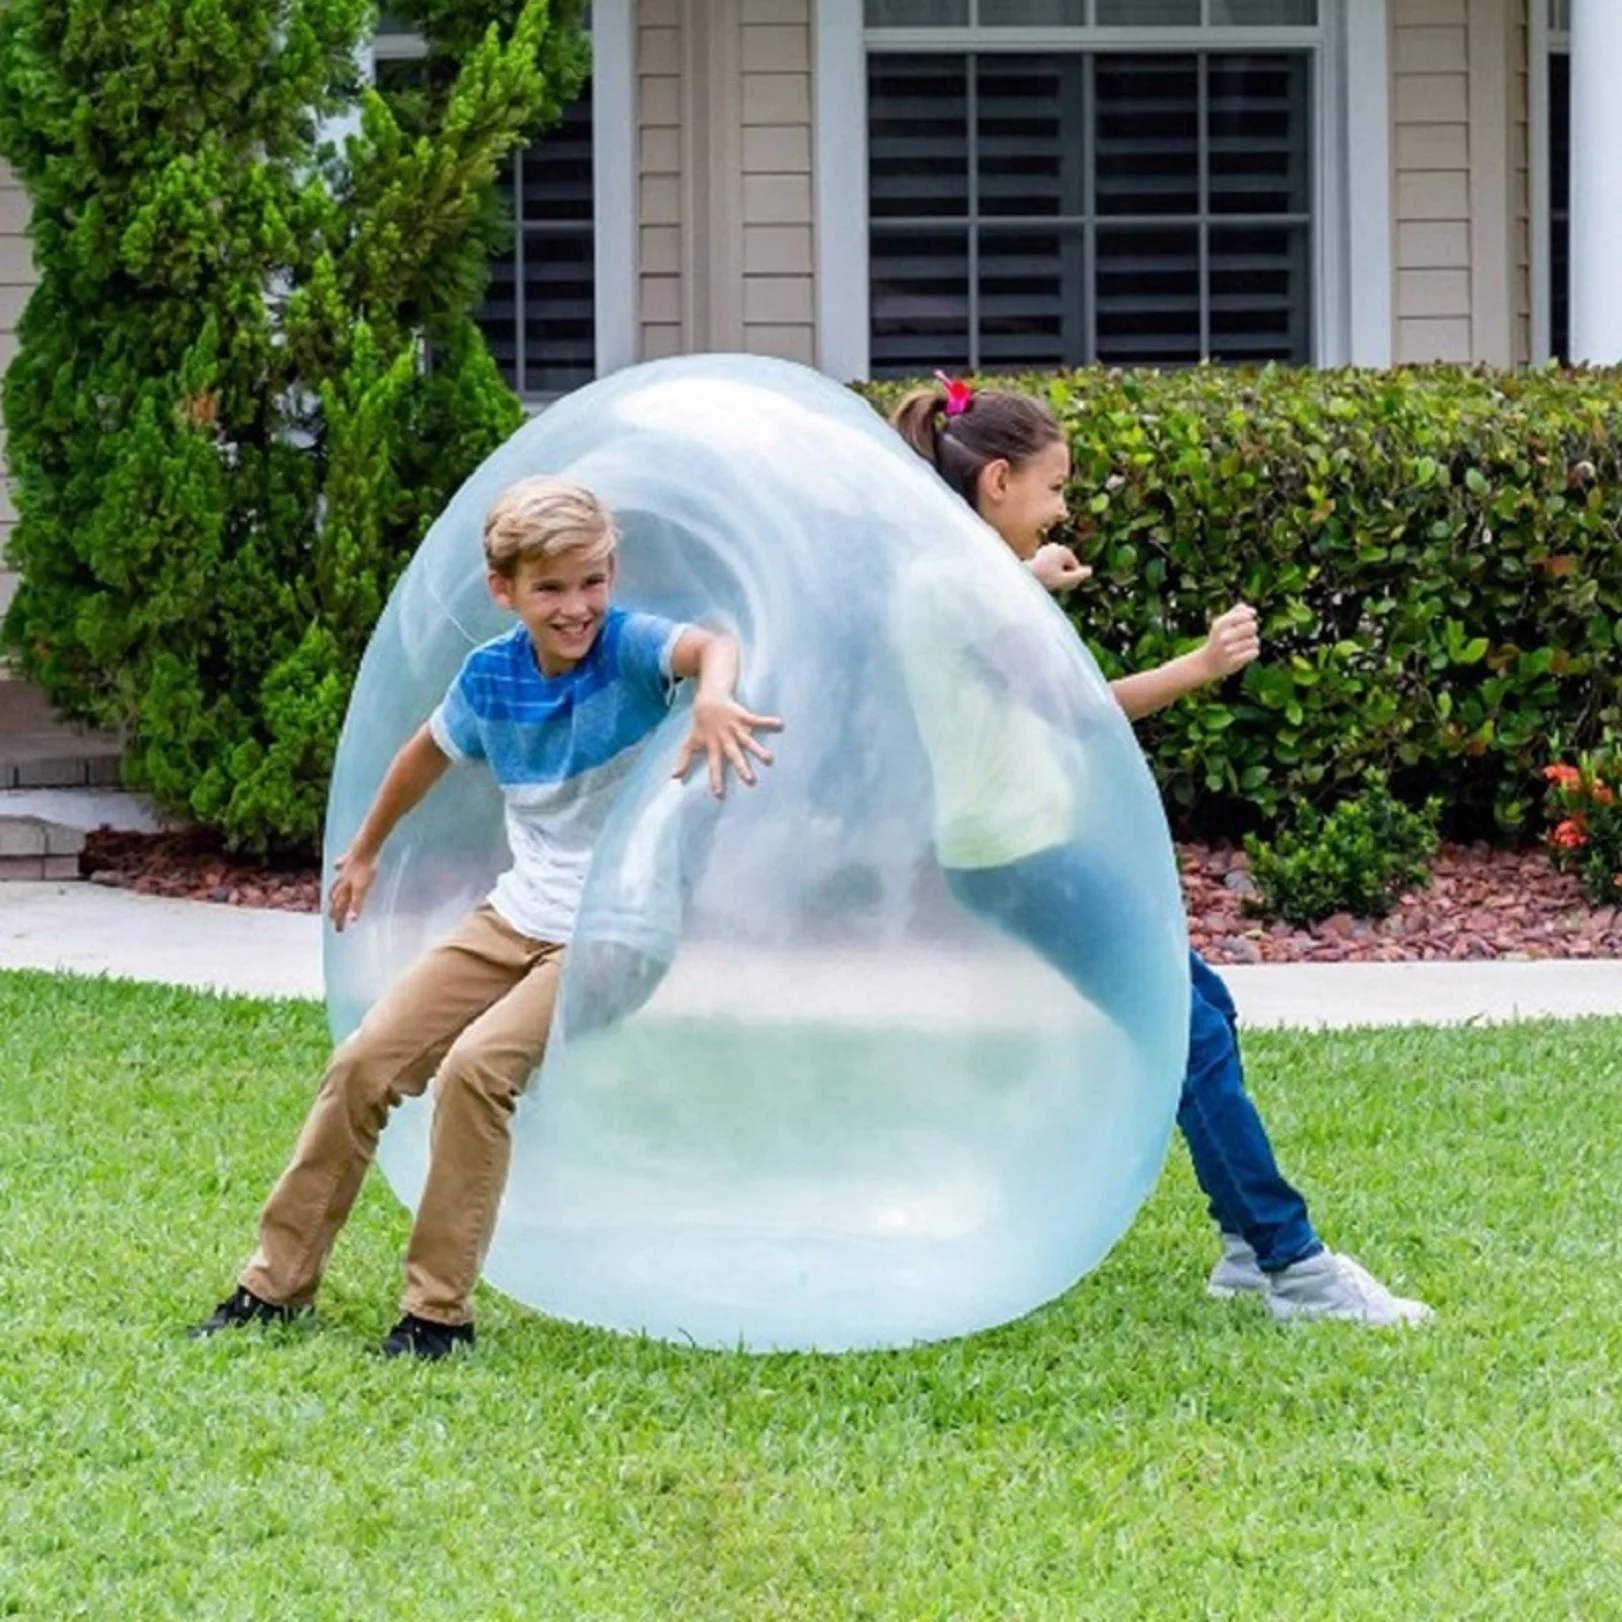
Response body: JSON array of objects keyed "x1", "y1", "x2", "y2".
[{"x1": 934, "y1": 370, "x2": 973, "y2": 418}]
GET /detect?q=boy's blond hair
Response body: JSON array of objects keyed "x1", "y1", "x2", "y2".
[{"x1": 483, "y1": 476, "x2": 617, "y2": 577}]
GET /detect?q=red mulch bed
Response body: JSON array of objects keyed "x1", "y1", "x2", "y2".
[
  {"x1": 82, "y1": 828, "x2": 321, "y2": 913},
  {"x1": 1183, "y1": 840, "x2": 1621, "y2": 964},
  {"x1": 81, "y1": 828, "x2": 1622, "y2": 963}
]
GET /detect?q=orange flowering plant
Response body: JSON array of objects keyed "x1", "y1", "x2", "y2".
[{"x1": 1541, "y1": 753, "x2": 1622, "y2": 904}]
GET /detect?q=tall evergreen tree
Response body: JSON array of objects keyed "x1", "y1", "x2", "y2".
[{"x1": 0, "y1": 0, "x2": 587, "y2": 851}]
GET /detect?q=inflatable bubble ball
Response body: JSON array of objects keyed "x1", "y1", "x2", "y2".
[{"x1": 324, "y1": 353, "x2": 1190, "y2": 1352}]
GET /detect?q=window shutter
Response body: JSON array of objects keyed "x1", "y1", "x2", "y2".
[
  {"x1": 977, "y1": 56, "x2": 1086, "y2": 369},
  {"x1": 868, "y1": 45, "x2": 1313, "y2": 372},
  {"x1": 1207, "y1": 55, "x2": 1311, "y2": 360},
  {"x1": 869, "y1": 57, "x2": 971, "y2": 376},
  {"x1": 481, "y1": 87, "x2": 596, "y2": 397}
]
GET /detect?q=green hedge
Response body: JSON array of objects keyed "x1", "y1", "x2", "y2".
[{"x1": 861, "y1": 366, "x2": 1622, "y2": 837}]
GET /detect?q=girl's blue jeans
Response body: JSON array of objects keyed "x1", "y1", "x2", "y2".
[
  {"x1": 947, "y1": 848, "x2": 1323, "y2": 1273},
  {"x1": 1181, "y1": 951, "x2": 1321, "y2": 1272}
]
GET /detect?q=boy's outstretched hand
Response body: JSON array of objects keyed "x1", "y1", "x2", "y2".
[
  {"x1": 669, "y1": 629, "x2": 785, "y2": 798},
  {"x1": 329, "y1": 849, "x2": 379, "y2": 933},
  {"x1": 1200, "y1": 603, "x2": 1261, "y2": 680},
  {"x1": 674, "y1": 697, "x2": 784, "y2": 799}
]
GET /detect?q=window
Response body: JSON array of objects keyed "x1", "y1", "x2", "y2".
[
  {"x1": 478, "y1": 89, "x2": 597, "y2": 397},
  {"x1": 862, "y1": 1, "x2": 1323, "y2": 377},
  {"x1": 374, "y1": 25, "x2": 596, "y2": 400}
]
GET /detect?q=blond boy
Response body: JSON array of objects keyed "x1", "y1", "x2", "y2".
[{"x1": 192, "y1": 477, "x2": 781, "y2": 1359}]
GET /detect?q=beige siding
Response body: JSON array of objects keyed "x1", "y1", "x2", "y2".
[
  {"x1": 740, "y1": 0, "x2": 814, "y2": 363},
  {"x1": 1512, "y1": 0, "x2": 1531, "y2": 364},
  {"x1": 634, "y1": 0, "x2": 814, "y2": 364},
  {"x1": 1391, "y1": 0, "x2": 1521, "y2": 364},
  {"x1": 1467, "y1": 0, "x2": 1515, "y2": 365},
  {"x1": 638, "y1": 0, "x2": 685, "y2": 360},
  {"x1": 0, "y1": 162, "x2": 30, "y2": 643},
  {"x1": 1392, "y1": 1, "x2": 1473, "y2": 359}
]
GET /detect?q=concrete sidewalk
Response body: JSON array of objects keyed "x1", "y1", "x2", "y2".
[
  {"x1": 1, "y1": 881, "x2": 317, "y2": 1001},
  {"x1": 4, "y1": 879, "x2": 1621, "y2": 1028}
]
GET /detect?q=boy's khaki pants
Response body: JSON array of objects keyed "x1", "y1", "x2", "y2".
[{"x1": 240, "y1": 904, "x2": 564, "y2": 1325}]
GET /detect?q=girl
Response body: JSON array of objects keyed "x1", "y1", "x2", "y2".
[{"x1": 892, "y1": 378, "x2": 1431, "y2": 1328}]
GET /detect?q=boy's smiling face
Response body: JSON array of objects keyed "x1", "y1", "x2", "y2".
[{"x1": 489, "y1": 548, "x2": 617, "y2": 677}]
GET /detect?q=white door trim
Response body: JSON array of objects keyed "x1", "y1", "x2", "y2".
[
  {"x1": 593, "y1": 0, "x2": 639, "y2": 376},
  {"x1": 814, "y1": 0, "x2": 870, "y2": 381}
]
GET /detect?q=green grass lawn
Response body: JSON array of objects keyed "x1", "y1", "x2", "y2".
[{"x1": 2, "y1": 968, "x2": 1619, "y2": 1620}]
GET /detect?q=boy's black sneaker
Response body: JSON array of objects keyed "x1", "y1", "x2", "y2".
[
  {"x1": 188, "y1": 1285, "x2": 305, "y2": 1339},
  {"x1": 380, "y1": 1313, "x2": 476, "y2": 1362}
]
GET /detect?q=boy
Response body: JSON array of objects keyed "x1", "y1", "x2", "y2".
[{"x1": 191, "y1": 476, "x2": 782, "y2": 1359}]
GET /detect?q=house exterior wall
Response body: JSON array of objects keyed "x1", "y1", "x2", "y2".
[
  {"x1": 636, "y1": 0, "x2": 815, "y2": 363},
  {"x1": 1392, "y1": 0, "x2": 1475, "y2": 359},
  {"x1": 639, "y1": 0, "x2": 685, "y2": 359},
  {"x1": 739, "y1": 0, "x2": 815, "y2": 365},
  {"x1": 1390, "y1": 0, "x2": 1523, "y2": 364}
]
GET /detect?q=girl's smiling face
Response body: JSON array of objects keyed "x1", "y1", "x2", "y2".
[{"x1": 973, "y1": 438, "x2": 1073, "y2": 558}]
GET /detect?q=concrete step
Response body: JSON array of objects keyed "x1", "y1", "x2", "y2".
[
  {"x1": 0, "y1": 813, "x2": 84, "y2": 880},
  {"x1": 0, "y1": 786, "x2": 168, "y2": 882},
  {"x1": 0, "y1": 680, "x2": 122, "y2": 789}
]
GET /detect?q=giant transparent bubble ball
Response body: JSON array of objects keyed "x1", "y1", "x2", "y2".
[{"x1": 325, "y1": 354, "x2": 1190, "y2": 1352}]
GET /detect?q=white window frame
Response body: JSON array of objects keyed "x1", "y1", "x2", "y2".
[
  {"x1": 371, "y1": 1, "x2": 637, "y2": 398},
  {"x1": 1529, "y1": 2, "x2": 1571, "y2": 363},
  {"x1": 815, "y1": 0, "x2": 1389, "y2": 379}
]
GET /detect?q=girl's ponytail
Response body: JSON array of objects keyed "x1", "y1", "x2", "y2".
[
  {"x1": 888, "y1": 376, "x2": 1063, "y2": 509},
  {"x1": 891, "y1": 384, "x2": 948, "y2": 467}
]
